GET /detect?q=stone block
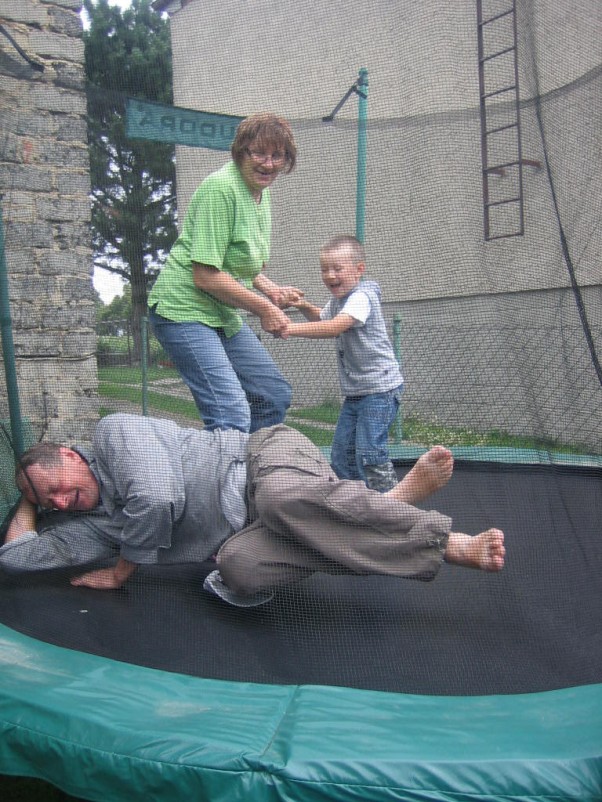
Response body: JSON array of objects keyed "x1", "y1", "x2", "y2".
[
  {"x1": 1, "y1": 132, "x2": 23, "y2": 165},
  {"x1": 0, "y1": 2, "x2": 47, "y2": 26},
  {"x1": 37, "y1": 195, "x2": 91, "y2": 222},
  {"x1": 0, "y1": 164, "x2": 53, "y2": 192},
  {"x1": 36, "y1": 139, "x2": 88, "y2": 168},
  {"x1": 13, "y1": 111, "x2": 57, "y2": 139},
  {"x1": 3, "y1": 219, "x2": 55, "y2": 248},
  {"x1": 38, "y1": 250, "x2": 81, "y2": 276},
  {"x1": 29, "y1": 31, "x2": 84, "y2": 63},
  {"x1": 63, "y1": 331, "x2": 96, "y2": 357},
  {"x1": 52, "y1": 221, "x2": 92, "y2": 249},
  {"x1": 48, "y1": 7, "x2": 83, "y2": 38},
  {"x1": 0, "y1": 193, "x2": 36, "y2": 223},
  {"x1": 53, "y1": 61, "x2": 86, "y2": 91},
  {"x1": 31, "y1": 85, "x2": 86, "y2": 115},
  {"x1": 56, "y1": 170, "x2": 90, "y2": 196},
  {"x1": 48, "y1": 0, "x2": 85, "y2": 11}
]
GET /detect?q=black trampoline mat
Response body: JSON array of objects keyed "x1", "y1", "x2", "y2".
[{"x1": 1, "y1": 461, "x2": 601, "y2": 696}]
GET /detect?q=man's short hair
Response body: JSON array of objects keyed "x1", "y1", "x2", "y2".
[{"x1": 15, "y1": 441, "x2": 63, "y2": 488}]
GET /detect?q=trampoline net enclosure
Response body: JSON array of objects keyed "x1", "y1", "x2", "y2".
[{"x1": 0, "y1": 1, "x2": 601, "y2": 801}]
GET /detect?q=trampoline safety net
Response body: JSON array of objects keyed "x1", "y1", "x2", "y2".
[{"x1": 0, "y1": 2, "x2": 600, "y2": 802}]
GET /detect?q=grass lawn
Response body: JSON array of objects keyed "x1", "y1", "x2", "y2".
[{"x1": 97, "y1": 365, "x2": 593, "y2": 456}]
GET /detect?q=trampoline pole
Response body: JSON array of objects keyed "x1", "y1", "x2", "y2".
[
  {"x1": 322, "y1": 69, "x2": 369, "y2": 243},
  {"x1": 0, "y1": 203, "x2": 24, "y2": 459},
  {"x1": 392, "y1": 314, "x2": 403, "y2": 444},
  {"x1": 355, "y1": 67, "x2": 368, "y2": 244},
  {"x1": 141, "y1": 315, "x2": 148, "y2": 416}
]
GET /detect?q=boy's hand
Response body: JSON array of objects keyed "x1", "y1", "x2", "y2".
[
  {"x1": 273, "y1": 285, "x2": 304, "y2": 308},
  {"x1": 289, "y1": 299, "x2": 322, "y2": 321}
]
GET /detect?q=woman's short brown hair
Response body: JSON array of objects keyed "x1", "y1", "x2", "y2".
[{"x1": 231, "y1": 112, "x2": 297, "y2": 173}]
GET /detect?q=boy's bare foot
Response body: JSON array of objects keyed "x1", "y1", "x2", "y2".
[
  {"x1": 444, "y1": 529, "x2": 505, "y2": 572},
  {"x1": 386, "y1": 445, "x2": 454, "y2": 504}
]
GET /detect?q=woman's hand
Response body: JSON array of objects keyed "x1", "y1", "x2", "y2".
[
  {"x1": 192, "y1": 264, "x2": 293, "y2": 336},
  {"x1": 259, "y1": 305, "x2": 290, "y2": 338}
]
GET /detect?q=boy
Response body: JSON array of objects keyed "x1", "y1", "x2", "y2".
[{"x1": 288, "y1": 235, "x2": 403, "y2": 491}]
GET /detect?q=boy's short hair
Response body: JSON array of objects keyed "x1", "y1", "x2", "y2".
[{"x1": 320, "y1": 234, "x2": 365, "y2": 264}]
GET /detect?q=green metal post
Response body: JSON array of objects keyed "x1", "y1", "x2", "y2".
[
  {"x1": 0, "y1": 204, "x2": 24, "y2": 458},
  {"x1": 392, "y1": 315, "x2": 403, "y2": 444},
  {"x1": 355, "y1": 68, "x2": 369, "y2": 244},
  {"x1": 141, "y1": 315, "x2": 148, "y2": 416}
]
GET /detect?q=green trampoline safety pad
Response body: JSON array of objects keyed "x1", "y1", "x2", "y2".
[{"x1": 0, "y1": 622, "x2": 601, "y2": 802}]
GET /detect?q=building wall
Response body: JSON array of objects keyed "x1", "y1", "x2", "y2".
[
  {"x1": 168, "y1": 0, "x2": 601, "y2": 118},
  {"x1": 166, "y1": 0, "x2": 602, "y2": 450},
  {"x1": 0, "y1": 0, "x2": 97, "y2": 444}
]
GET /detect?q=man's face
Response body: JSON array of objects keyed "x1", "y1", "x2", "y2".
[{"x1": 21, "y1": 448, "x2": 100, "y2": 511}]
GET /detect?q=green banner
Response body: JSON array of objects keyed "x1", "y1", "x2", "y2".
[{"x1": 126, "y1": 98, "x2": 242, "y2": 151}]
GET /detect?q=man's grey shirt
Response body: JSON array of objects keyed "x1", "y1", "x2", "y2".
[{"x1": 0, "y1": 414, "x2": 249, "y2": 573}]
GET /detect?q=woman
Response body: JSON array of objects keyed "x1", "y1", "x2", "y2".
[{"x1": 148, "y1": 112, "x2": 302, "y2": 433}]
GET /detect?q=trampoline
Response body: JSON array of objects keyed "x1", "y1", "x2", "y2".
[
  {"x1": 1, "y1": 1, "x2": 602, "y2": 800},
  {"x1": 1, "y1": 452, "x2": 601, "y2": 801}
]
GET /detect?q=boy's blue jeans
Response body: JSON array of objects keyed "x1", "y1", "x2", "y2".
[
  {"x1": 149, "y1": 310, "x2": 291, "y2": 433},
  {"x1": 331, "y1": 385, "x2": 404, "y2": 491}
]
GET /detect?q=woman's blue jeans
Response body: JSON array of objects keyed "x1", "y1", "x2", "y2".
[
  {"x1": 149, "y1": 310, "x2": 291, "y2": 433},
  {"x1": 331, "y1": 385, "x2": 403, "y2": 489}
]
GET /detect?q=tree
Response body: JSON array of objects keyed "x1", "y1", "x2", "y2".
[
  {"x1": 84, "y1": 0, "x2": 176, "y2": 358},
  {"x1": 97, "y1": 285, "x2": 132, "y2": 326}
]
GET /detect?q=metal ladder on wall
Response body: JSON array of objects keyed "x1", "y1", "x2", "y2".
[{"x1": 476, "y1": 0, "x2": 524, "y2": 240}]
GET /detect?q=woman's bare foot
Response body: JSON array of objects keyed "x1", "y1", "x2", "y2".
[
  {"x1": 386, "y1": 445, "x2": 454, "y2": 504},
  {"x1": 444, "y1": 529, "x2": 505, "y2": 571}
]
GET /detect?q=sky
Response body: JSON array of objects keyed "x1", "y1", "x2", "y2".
[
  {"x1": 89, "y1": 0, "x2": 131, "y2": 304},
  {"x1": 94, "y1": 269, "x2": 125, "y2": 304}
]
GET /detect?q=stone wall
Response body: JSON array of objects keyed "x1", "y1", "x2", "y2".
[{"x1": 0, "y1": 0, "x2": 97, "y2": 446}]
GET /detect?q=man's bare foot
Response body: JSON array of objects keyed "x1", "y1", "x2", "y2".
[
  {"x1": 444, "y1": 529, "x2": 505, "y2": 572},
  {"x1": 386, "y1": 445, "x2": 454, "y2": 504}
]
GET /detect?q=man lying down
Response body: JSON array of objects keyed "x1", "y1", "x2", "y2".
[{"x1": 0, "y1": 414, "x2": 504, "y2": 607}]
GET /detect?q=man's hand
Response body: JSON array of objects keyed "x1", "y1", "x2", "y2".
[
  {"x1": 4, "y1": 497, "x2": 37, "y2": 543},
  {"x1": 70, "y1": 558, "x2": 137, "y2": 590}
]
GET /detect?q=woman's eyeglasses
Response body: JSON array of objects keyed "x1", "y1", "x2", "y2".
[{"x1": 246, "y1": 149, "x2": 286, "y2": 166}]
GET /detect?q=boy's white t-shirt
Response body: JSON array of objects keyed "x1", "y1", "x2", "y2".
[{"x1": 337, "y1": 290, "x2": 371, "y2": 324}]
